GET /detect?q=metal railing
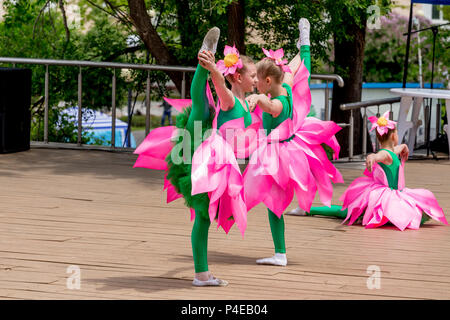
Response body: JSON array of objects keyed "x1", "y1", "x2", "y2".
[
  {"x1": 0, "y1": 57, "x2": 195, "y2": 150},
  {"x1": 310, "y1": 74, "x2": 345, "y2": 121},
  {"x1": 0, "y1": 57, "x2": 344, "y2": 152},
  {"x1": 340, "y1": 96, "x2": 402, "y2": 160}
]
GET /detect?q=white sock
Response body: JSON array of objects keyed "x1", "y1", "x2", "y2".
[
  {"x1": 297, "y1": 18, "x2": 310, "y2": 49},
  {"x1": 256, "y1": 253, "x2": 287, "y2": 266},
  {"x1": 199, "y1": 27, "x2": 220, "y2": 55},
  {"x1": 285, "y1": 207, "x2": 307, "y2": 216}
]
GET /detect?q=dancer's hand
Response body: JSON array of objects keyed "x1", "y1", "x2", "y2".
[
  {"x1": 198, "y1": 50, "x2": 216, "y2": 72},
  {"x1": 246, "y1": 94, "x2": 260, "y2": 112},
  {"x1": 396, "y1": 144, "x2": 409, "y2": 161},
  {"x1": 365, "y1": 154, "x2": 376, "y2": 172}
]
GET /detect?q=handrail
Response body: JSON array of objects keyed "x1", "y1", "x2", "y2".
[
  {"x1": 340, "y1": 97, "x2": 401, "y2": 111},
  {"x1": 339, "y1": 96, "x2": 402, "y2": 160},
  {"x1": 0, "y1": 57, "x2": 195, "y2": 146},
  {"x1": 311, "y1": 74, "x2": 344, "y2": 121},
  {"x1": 0, "y1": 57, "x2": 196, "y2": 72},
  {"x1": 1, "y1": 56, "x2": 345, "y2": 151},
  {"x1": 311, "y1": 74, "x2": 344, "y2": 88}
]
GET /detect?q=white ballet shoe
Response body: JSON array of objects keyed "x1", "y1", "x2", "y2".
[
  {"x1": 199, "y1": 27, "x2": 220, "y2": 55},
  {"x1": 192, "y1": 276, "x2": 228, "y2": 287},
  {"x1": 256, "y1": 253, "x2": 287, "y2": 266},
  {"x1": 285, "y1": 207, "x2": 307, "y2": 216},
  {"x1": 297, "y1": 18, "x2": 310, "y2": 49}
]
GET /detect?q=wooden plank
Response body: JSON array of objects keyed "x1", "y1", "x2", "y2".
[{"x1": 0, "y1": 148, "x2": 449, "y2": 300}]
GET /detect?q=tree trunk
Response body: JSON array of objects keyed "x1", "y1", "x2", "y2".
[
  {"x1": 127, "y1": 0, "x2": 184, "y2": 94},
  {"x1": 227, "y1": 0, "x2": 246, "y2": 55},
  {"x1": 330, "y1": 14, "x2": 372, "y2": 158},
  {"x1": 175, "y1": 0, "x2": 195, "y2": 52}
]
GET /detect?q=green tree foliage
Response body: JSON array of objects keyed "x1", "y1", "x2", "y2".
[
  {"x1": 364, "y1": 12, "x2": 449, "y2": 86},
  {"x1": 0, "y1": 0, "x2": 151, "y2": 142}
]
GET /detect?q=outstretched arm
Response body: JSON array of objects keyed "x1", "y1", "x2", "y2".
[
  {"x1": 394, "y1": 144, "x2": 409, "y2": 161},
  {"x1": 198, "y1": 51, "x2": 235, "y2": 111},
  {"x1": 246, "y1": 93, "x2": 283, "y2": 118},
  {"x1": 365, "y1": 150, "x2": 393, "y2": 172}
]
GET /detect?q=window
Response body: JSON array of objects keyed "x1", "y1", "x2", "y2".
[{"x1": 432, "y1": 5, "x2": 442, "y2": 20}]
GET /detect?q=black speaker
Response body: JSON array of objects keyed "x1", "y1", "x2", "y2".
[{"x1": 0, "y1": 68, "x2": 32, "y2": 153}]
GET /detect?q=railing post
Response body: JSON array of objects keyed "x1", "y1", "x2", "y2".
[
  {"x1": 77, "y1": 67, "x2": 82, "y2": 146},
  {"x1": 362, "y1": 108, "x2": 367, "y2": 158},
  {"x1": 349, "y1": 109, "x2": 354, "y2": 161},
  {"x1": 324, "y1": 81, "x2": 330, "y2": 121},
  {"x1": 425, "y1": 100, "x2": 430, "y2": 146},
  {"x1": 436, "y1": 100, "x2": 441, "y2": 138},
  {"x1": 44, "y1": 65, "x2": 49, "y2": 144},
  {"x1": 181, "y1": 72, "x2": 186, "y2": 99},
  {"x1": 145, "y1": 71, "x2": 151, "y2": 136},
  {"x1": 111, "y1": 69, "x2": 116, "y2": 149}
]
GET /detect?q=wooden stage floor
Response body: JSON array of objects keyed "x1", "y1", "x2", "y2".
[{"x1": 0, "y1": 148, "x2": 449, "y2": 300}]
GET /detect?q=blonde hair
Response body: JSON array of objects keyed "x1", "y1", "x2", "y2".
[
  {"x1": 256, "y1": 58, "x2": 284, "y2": 84},
  {"x1": 225, "y1": 55, "x2": 255, "y2": 83}
]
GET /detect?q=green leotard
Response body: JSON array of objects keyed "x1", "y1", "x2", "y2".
[
  {"x1": 217, "y1": 96, "x2": 252, "y2": 129},
  {"x1": 378, "y1": 149, "x2": 400, "y2": 190},
  {"x1": 263, "y1": 83, "x2": 293, "y2": 135}
]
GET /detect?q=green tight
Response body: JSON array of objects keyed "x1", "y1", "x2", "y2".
[
  {"x1": 306, "y1": 205, "x2": 430, "y2": 226},
  {"x1": 268, "y1": 210, "x2": 286, "y2": 254},
  {"x1": 300, "y1": 45, "x2": 311, "y2": 85},
  {"x1": 191, "y1": 214, "x2": 211, "y2": 273},
  {"x1": 188, "y1": 64, "x2": 212, "y2": 273},
  {"x1": 308, "y1": 205, "x2": 348, "y2": 219}
]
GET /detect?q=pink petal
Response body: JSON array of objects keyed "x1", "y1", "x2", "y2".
[
  {"x1": 282, "y1": 65, "x2": 292, "y2": 73},
  {"x1": 216, "y1": 60, "x2": 226, "y2": 73},
  {"x1": 231, "y1": 45, "x2": 239, "y2": 56},
  {"x1": 368, "y1": 116, "x2": 378, "y2": 124},
  {"x1": 163, "y1": 97, "x2": 192, "y2": 112},
  {"x1": 224, "y1": 45, "x2": 234, "y2": 55},
  {"x1": 370, "y1": 123, "x2": 378, "y2": 132},
  {"x1": 273, "y1": 48, "x2": 284, "y2": 60},
  {"x1": 228, "y1": 65, "x2": 238, "y2": 75},
  {"x1": 262, "y1": 48, "x2": 271, "y2": 58},
  {"x1": 377, "y1": 126, "x2": 388, "y2": 136}
]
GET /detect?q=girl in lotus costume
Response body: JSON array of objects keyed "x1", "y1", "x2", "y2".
[
  {"x1": 134, "y1": 28, "x2": 253, "y2": 287},
  {"x1": 291, "y1": 111, "x2": 448, "y2": 231},
  {"x1": 243, "y1": 19, "x2": 344, "y2": 266}
]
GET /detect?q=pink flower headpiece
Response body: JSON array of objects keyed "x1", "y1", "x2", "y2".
[
  {"x1": 369, "y1": 111, "x2": 396, "y2": 136},
  {"x1": 216, "y1": 45, "x2": 243, "y2": 76},
  {"x1": 262, "y1": 47, "x2": 291, "y2": 73}
]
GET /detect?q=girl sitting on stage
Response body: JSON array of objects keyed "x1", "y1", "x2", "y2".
[{"x1": 290, "y1": 111, "x2": 448, "y2": 231}]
